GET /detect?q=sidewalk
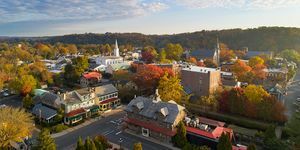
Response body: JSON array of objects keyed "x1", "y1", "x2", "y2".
[
  {"x1": 51, "y1": 106, "x2": 125, "y2": 138},
  {"x1": 124, "y1": 129, "x2": 180, "y2": 150}
]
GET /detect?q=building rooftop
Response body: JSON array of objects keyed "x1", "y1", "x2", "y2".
[
  {"x1": 32, "y1": 103, "x2": 57, "y2": 120},
  {"x1": 182, "y1": 65, "x2": 219, "y2": 73},
  {"x1": 95, "y1": 84, "x2": 118, "y2": 96},
  {"x1": 125, "y1": 95, "x2": 185, "y2": 124},
  {"x1": 82, "y1": 72, "x2": 101, "y2": 79}
]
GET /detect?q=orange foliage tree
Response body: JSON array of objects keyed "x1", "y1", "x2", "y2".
[
  {"x1": 220, "y1": 49, "x2": 236, "y2": 62},
  {"x1": 132, "y1": 65, "x2": 174, "y2": 93},
  {"x1": 231, "y1": 59, "x2": 252, "y2": 82}
]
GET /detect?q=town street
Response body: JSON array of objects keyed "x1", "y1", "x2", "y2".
[
  {"x1": 284, "y1": 70, "x2": 300, "y2": 118},
  {"x1": 54, "y1": 111, "x2": 170, "y2": 150}
]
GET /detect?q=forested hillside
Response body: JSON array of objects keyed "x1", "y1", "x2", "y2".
[{"x1": 2, "y1": 27, "x2": 300, "y2": 51}]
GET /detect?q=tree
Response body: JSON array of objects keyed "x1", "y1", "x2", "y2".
[
  {"x1": 249, "y1": 56, "x2": 264, "y2": 68},
  {"x1": 9, "y1": 75, "x2": 37, "y2": 96},
  {"x1": 247, "y1": 143, "x2": 256, "y2": 150},
  {"x1": 220, "y1": 49, "x2": 235, "y2": 62},
  {"x1": 243, "y1": 85, "x2": 269, "y2": 103},
  {"x1": 279, "y1": 49, "x2": 300, "y2": 64},
  {"x1": 188, "y1": 57, "x2": 197, "y2": 64},
  {"x1": 172, "y1": 121, "x2": 187, "y2": 148},
  {"x1": 142, "y1": 46, "x2": 157, "y2": 63},
  {"x1": 67, "y1": 44, "x2": 78, "y2": 55},
  {"x1": 104, "y1": 44, "x2": 112, "y2": 55},
  {"x1": 158, "y1": 74, "x2": 183, "y2": 102},
  {"x1": 132, "y1": 65, "x2": 174, "y2": 93},
  {"x1": 94, "y1": 135, "x2": 112, "y2": 149},
  {"x1": 37, "y1": 128, "x2": 56, "y2": 150},
  {"x1": 164, "y1": 43, "x2": 184, "y2": 61},
  {"x1": 159, "y1": 49, "x2": 171, "y2": 63},
  {"x1": 231, "y1": 59, "x2": 252, "y2": 82},
  {"x1": 23, "y1": 94, "x2": 33, "y2": 109},
  {"x1": 204, "y1": 59, "x2": 217, "y2": 68},
  {"x1": 84, "y1": 136, "x2": 93, "y2": 150},
  {"x1": 0, "y1": 107, "x2": 34, "y2": 147},
  {"x1": 133, "y1": 142, "x2": 143, "y2": 150},
  {"x1": 76, "y1": 137, "x2": 85, "y2": 150},
  {"x1": 217, "y1": 132, "x2": 232, "y2": 150}
]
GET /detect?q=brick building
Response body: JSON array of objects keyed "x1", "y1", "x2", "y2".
[{"x1": 181, "y1": 66, "x2": 221, "y2": 97}]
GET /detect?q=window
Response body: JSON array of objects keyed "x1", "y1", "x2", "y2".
[{"x1": 142, "y1": 128, "x2": 149, "y2": 137}]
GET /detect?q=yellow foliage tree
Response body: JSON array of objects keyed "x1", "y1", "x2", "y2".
[
  {"x1": 243, "y1": 85, "x2": 269, "y2": 103},
  {"x1": 158, "y1": 74, "x2": 183, "y2": 102},
  {"x1": 0, "y1": 107, "x2": 34, "y2": 147}
]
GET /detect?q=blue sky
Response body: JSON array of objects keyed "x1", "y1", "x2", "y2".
[{"x1": 1, "y1": 0, "x2": 300, "y2": 36}]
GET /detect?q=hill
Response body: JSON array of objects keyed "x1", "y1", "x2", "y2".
[{"x1": 3, "y1": 27, "x2": 300, "y2": 51}]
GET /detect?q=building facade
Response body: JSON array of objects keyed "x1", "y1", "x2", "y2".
[
  {"x1": 94, "y1": 84, "x2": 121, "y2": 111},
  {"x1": 125, "y1": 91, "x2": 186, "y2": 143},
  {"x1": 181, "y1": 66, "x2": 221, "y2": 97}
]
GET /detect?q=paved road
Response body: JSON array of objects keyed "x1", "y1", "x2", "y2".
[
  {"x1": 0, "y1": 95, "x2": 22, "y2": 107},
  {"x1": 54, "y1": 111, "x2": 170, "y2": 150},
  {"x1": 283, "y1": 70, "x2": 300, "y2": 119}
]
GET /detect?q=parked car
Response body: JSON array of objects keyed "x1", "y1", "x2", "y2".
[{"x1": 2, "y1": 92, "x2": 9, "y2": 97}]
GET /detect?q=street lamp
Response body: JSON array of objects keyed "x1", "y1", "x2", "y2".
[{"x1": 119, "y1": 138, "x2": 123, "y2": 149}]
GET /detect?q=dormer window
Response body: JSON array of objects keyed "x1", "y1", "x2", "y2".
[
  {"x1": 135, "y1": 101, "x2": 144, "y2": 110},
  {"x1": 159, "y1": 107, "x2": 169, "y2": 117}
]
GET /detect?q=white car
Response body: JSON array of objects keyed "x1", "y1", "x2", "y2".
[{"x1": 2, "y1": 92, "x2": 9, "y2": 97}]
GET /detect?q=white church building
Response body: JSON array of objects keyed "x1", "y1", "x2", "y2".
[{"x1": 95, "y1": 40, "x2": 124, "y2": 66}]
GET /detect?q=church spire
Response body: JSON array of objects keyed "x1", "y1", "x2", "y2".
[
  {"x1": 216, "y1": 37, "x2": 220, "y2": 66},
  {"x1": 114, "y1": 39, "x2": 120, "y2": 57}
]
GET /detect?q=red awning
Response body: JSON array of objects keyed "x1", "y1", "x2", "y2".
[
  {"x1": 100, "y1": 97, "x2": 119, "y2": 104},
  {"x1": 66, "y1": 108, "x2": 86, "y2": 117},
  {"x1": 125, "y1": 118, "x2": 176, "y2": 136}
]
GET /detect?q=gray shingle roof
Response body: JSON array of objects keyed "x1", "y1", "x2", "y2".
[
  {"x1": 33, "y1": 92, "x2": 61, "y2": 109},
  {"x1": 95, "y1": 84, "x2": 118, "y2": 96},
  {"x1": 190, "y1": 49, "x2": 215, "y2": 60},
  {"x1": 32, "y1": 103, "x2": 57, "y2": 120},
  {"x1": 125, "y1": 96, "x2": 185, "y2": 124}
]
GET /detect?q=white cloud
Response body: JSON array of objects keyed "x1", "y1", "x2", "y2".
[
  {"x1": 176, "y1": 0, "x2": 300, "y2": 9},
  {"x1": 0, "y1": 0, "x2": 168, "y2": 23}
]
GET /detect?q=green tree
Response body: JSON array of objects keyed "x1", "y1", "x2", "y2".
[
  {"x1": 158, "y1": 74, "x2": 183, "y2": 102},
  {"x1": 217, "y1": 132, "x2": 232, "y2": 150},
  {"x1": 0, "y1": 107, "x2": 34, "y2": 148},
  {"x1": 280, "y1": 49, "x2": 300, "y2": 64},
  {"x1": 247, "y1": 143, "x2": 256, "y2": 150},
  {"x1": 76, "y1": 137, "x2": 85, "y2": 150},
  {"x1": 133, "y1": 142, "x2": 143, "y2": 150},
  {"x1": 37, "y1": 129, "x2": 56, "y2": 150},
  {"x1": 165, "y1": 43, "x2": 184, "y2": 61},
  {"x1": 22, "y1": 94, "x2": 33, "y2": 109},
  {"x1": 9, "y1": 75, "x2": 37, "y2": 96},
  {"x1": 172, "y1": 121, "x2": 187, "y2": 148},
  {"x1": 84, "y1": 136, "x2": 93, "y2": 150},
  {"x1": 94, "y1": 135, "x2": 112, "y2": 149},
  {"x1": 159, "y1": 49, "x2": 171, "y2": 63}
]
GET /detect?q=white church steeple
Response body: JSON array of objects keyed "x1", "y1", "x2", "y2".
[{"x1": 114, "y1": 39, "x2": 120, "y2": 57}]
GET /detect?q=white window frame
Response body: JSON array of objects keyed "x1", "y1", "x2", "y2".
[{"x1": 142, "y1": 128, "x2": 149, "y2": 137}]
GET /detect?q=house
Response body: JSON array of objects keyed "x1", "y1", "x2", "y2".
[
  {"x1": 80, "y1": 72, "x2": 102, "y2": 87},
  {"x1": 125, "y1": 90, "x2": 186, "y2": 143},
  {"x1": 184, "y1": 116, "x2": 235, "y2": 150},
  {"x1": 263, "y1": 68, "x2": 288, "y2": 81},
  {"x1": 32, "y1": 91, "x2": 63, "y2": 123},
  {"x1": 244, "y1": 50, "x2": 272, "y2": 60},
  {"x1": 267, "y1": 84, "x2": 285, "y2": 101},
  {"x1": 181, "y1": 66, "x2": 221, "y2": 97},
  {"x1": 61, "y1": 88, "x2": 99, "y2": 125},
  {"x1": 94, "y1": 84, "x2": 120, "y2": 111},
  {"x1": 105, "y1": 62, "x2": 130, "y2": 74}
]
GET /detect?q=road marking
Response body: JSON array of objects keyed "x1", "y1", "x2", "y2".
[
  {"x1": 103, "y1": 130, "x2": 115, "y2": 136},
  {"x1": 110, "y1": 120, "x2": 116, "y2": 124},
  {"x1": 115, "y1": 131, "x2": 122, "y2": 135}
]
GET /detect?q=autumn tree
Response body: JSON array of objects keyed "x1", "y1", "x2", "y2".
[
  {"x1": 94, "y1": 135, "x2": 112, "y2": 149},
  {"x1": 142, "y1": 46, "x2": 158, "y2": 63},
  {"x1": 217, "y1": 133, "x2": 232, "y2": 150},
  {"x1": 204, "y1": 59, "x2": 217, "y2": 68},
  {"x1": 159, "y1": 49, "x2": 171, "y2": 63},
  {"x1": 64, "y1": 56, "x2": 89, "y2": 82},
  {"x1": 164, "y1": 43, "x2": 184, "y2": 61},
  {"x1": 37, "y1": 128, "x2": 56, "y2": 150},
  {"x1": 0, "y1": 107, "x2": 34, "y2": 148},
  {"x1": 231, "y1": 59, "x2": 252, "y2": 82},
  {"x1": 158, "y1": 74, "x2": 183, "y2": 102},
  {"x1": 132, "y1": 65, "x2": 174, "y2": 93},
  {"x1": 134, "y1": 142, "x2": 143, "y2": 150},
  {"x1": 188, "y1": 57, "x2": 197, "y2": 64},
  {"x1": 67, "y1": 44, "x2": 78, "y2": 55},
  {"x1": 9, "y1": 75, "x2": 37, "y2": 96},
  {"x1": 104, "y1": 44, "x2": 112, "y2": 55},
  {"x1": 244, "y1": 85, "x2": 269, "y2": 103},
  {"x1": 220, "y1": 49, "x2": 235, "y2": 62},
  {"x1": 23, "y1": 94, "x2": 34, "y2": 109}
]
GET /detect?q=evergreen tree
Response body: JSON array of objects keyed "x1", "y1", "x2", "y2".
[
  {"x1": 133, "y1": 142, "x2": 143, "y2": 150},
  {"x1": 84, "y1": 136, "x2": 92, "y2": 150},
  {"x1": 217, "y1": 132, "x2": 232, "y2": 150},
  {"x1": 75, "y1": 136, "x2": 84, "y2": 150},
  {"x1": 22, "y1": 94, "x2": 33, "y2": 109},
  {"x1": 94, "y1": 138, "x2": 104, "y2": 150},
  {"x1": 172, "y1": 121, "x2": 187, "y2": 148},
  {"x1": 37, "y1": 129, "x2": 56, "y2": 150}
]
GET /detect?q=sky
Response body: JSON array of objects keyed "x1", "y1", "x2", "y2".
[{"x1": 1, "y1": 0, "x2": 300, "y2": 36}]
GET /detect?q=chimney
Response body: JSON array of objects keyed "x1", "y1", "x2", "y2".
[{"x1": 63, "y1": 93, "x2": 66, "y2": 100}]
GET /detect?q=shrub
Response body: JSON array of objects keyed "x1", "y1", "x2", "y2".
[{"x1": 52, "y1": 124, "x2": 68, "y2": 133}]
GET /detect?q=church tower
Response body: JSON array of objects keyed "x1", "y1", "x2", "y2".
[
  {"x1": 114, "y1": 39, "x2": 120, "y2": 57},
  {"x1": 215, "y1": 37, "x2": 220, "y2": 66}
]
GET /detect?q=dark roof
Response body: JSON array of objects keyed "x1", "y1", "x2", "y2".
[
  {"x1": 125, "y1": 96, "x2": 185, "y2": 124},
  {"x1": 190, "y1": 49, "x2": 215, "y2": 60},
  {"x1": 245, "y1": 51, "x2": 272, "y2": 59},
  {"x1": 32, "y1": 103, "x2": 57, "y2": 120},
  {"x1": 33, "y1": 92, "x2": 61, "y2": 109}
]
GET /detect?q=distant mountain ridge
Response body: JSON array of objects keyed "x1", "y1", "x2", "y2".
[{"x1": 2, "y1": 27, "x2": 300, "y2": 51}]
